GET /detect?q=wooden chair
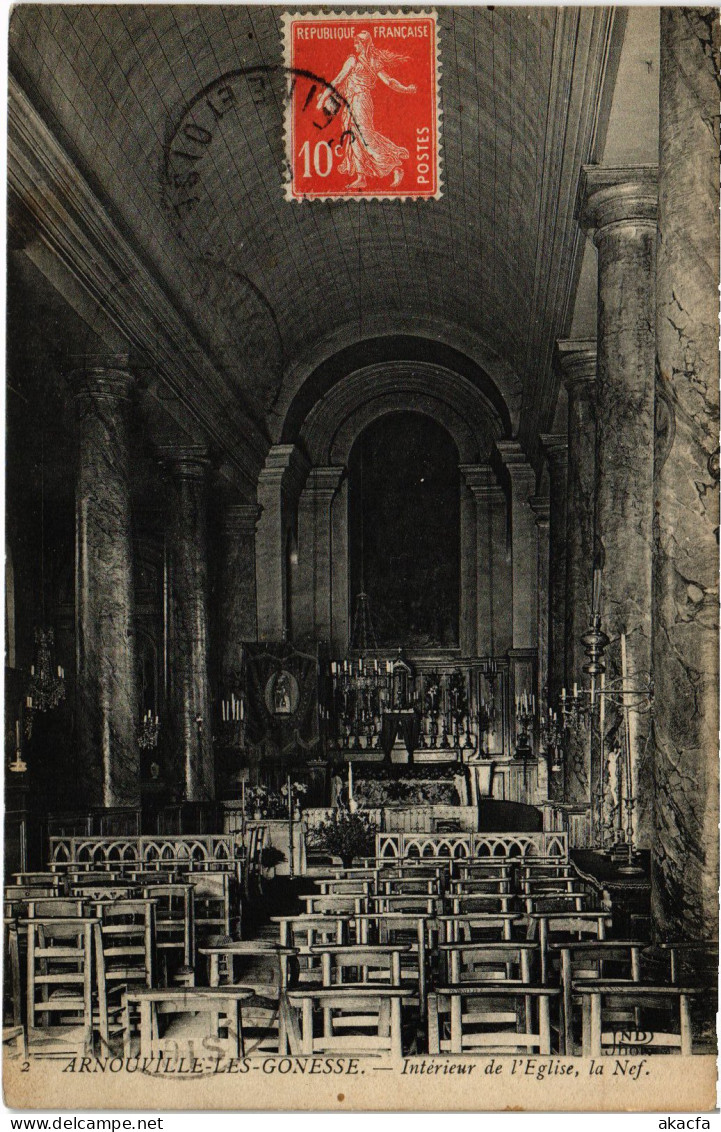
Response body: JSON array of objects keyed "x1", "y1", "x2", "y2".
[
  {"x1": 272, "y1": 914, "x2": 353, "y2": 985},
  {"x1": 141, "y1": 884, "x2": 194, "y2": 977},
  {"x1": 187, "y1": 871, "x2": 240, "y2": 945},
  {"x1": 26, "y1": 917, "x2": 100, "y2": 1057},
  {"x1": 69, "y1": 882, "x2": 140, "y2": 902},
  {"x1": 200, "y1": 942, "x2": 298, "y2": 1053},
  {"x1": 428, "y1": 984, "x2": 559, "y2": 1055},
  {"x1": 447, "y1": 893, "x2": 516, "y2": 916},
  {"x1": 551, "y1": 939, "x2": 643, "y2": 1054},
  {"x1": 3, "y1": 919, "x2": 26, "y2": 1059},
  {"x1": 574, "y1": 981, "x2": 701, "y2": 1056},
  {"x1": 354, "y1": 912, "x2": 431, "y2": 1019},
  {"x1": 525, "y1": 911, "x2": 612, "y2": 982},
  {"x1": 314, "y1": 878, "x2": 375, "y2": 897},
  {"x1": 438, "y1": 913, "x2": 523, "y2": 944},
  {"x1": 522, "y1": 891, "x2": 589, "y2": 916},
  {"x1": 300, "y1": 894, "x2": 368, "y2": 916},
  {"x1": 91, "y1": 900, "x2": 156, "y2": 990},
  {"x1": 122, "y1": 987, "x2": 254, "y2": 1058},
  {"x1": 12, "y1": 873, "x2": 64, "y2": 892},
  {"x1": 370, "y1": 893, "x2": 439, "y2": 916},
  {"x1": 439, "y1": 941, "x2": 539, "y2": 985},
  {"x1": 284, "y1": 985, "x2": 412, "y2": 1057},
  {"x1": 376, "y1": 876, "x2": 441, "y2": 896},
  {"x1": 26, "y1": 898, "x2": 89, "y2": 919},
  {"x1": 312, "y1": 943, "x2": 410, "y2": 988},
  {"x1": 448, "y1": 877, "x2": 512, "y2": 895}
]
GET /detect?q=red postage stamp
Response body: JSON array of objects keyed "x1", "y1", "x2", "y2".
[{"x1": 283, "y1": 10, "x2": 441, "y2": 201}]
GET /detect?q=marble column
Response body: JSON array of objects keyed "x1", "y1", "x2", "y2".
[
  {"x1": 217, "y1": 504, "x2": 260, "y2": 690},
  {"x1": 578, "y1": 165, "x2": 657, "y2": 848},
  {"x1": 529, "y1": 496, "x2": 550, "y2": 711},
  {"x1": 496, "y1": 442, "x2": 538, "y2": 651},
  {"x1": 295, "y1": 467, "x2": 344, "y2": 646},
  {"x1": 458, "y1": 476, "x2": 477, "y2": 657},
  {"x1": 652, "y1": 8, "x2": 720, "y2": 940},
  {"x1": 163, "y1": 448, "x2": 214, "y2": 802},
  {"x1": 557, "y1": 341, "x2": 597, "y2": 804},
  {"x1": 330, "y1": 477, "x2": 350, "y2": 655},
  {"x1": 540, "y1": 436, "x2": 568, "y2": 708},
  {"x1": 74, "y1": 367, "x2": 139, "y2": 809},
  {"x1": 255, "y1": 445, "x2": 310, "y2": 642}
]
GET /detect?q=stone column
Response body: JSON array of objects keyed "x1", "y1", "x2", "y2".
[
  {"x1": 163, "y1": 448, "x2": 214, "y2": 802},
  {"x1": 217, "y1": 504, "x2": 260, "y2": 689},
  {"x1": 652, "y1": 9, "x2": 720, "y2": 940},
  {"x1": 529, "y1": 497, "x2": 550, "y2": 712},
  {"x1": 255, "y1": 445, "x2": 309, "y2": 642},
  {"x1": 578, "y1": 165, "x2": 657, "y2": 847},
  {"x1": 74, "y1": 367, "x2": 139, "y2": 809},
  {"x1": 295, "y1": 466, "x2": 344, "y2": 646},
  {"x1": 496, "y1": 442, "x2": 538, "y2": 651},
  {"x1": 460, "y1": 465, "x2": 509, "y2": 658},
  {"x1": 540, "y1": 436, "x2": 568, "y2": 707},
  {"x1": 557, "y1": 340, "x2": 597, "y2": 804},
  {"x1": 330, "y1": 477, "x2": 350, "y2": 655},
  {"x1": 458, "y1": 477, "x2": 477, "y2": 657}
]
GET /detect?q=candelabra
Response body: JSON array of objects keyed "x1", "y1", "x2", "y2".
[
  {"x1": 216, "y1": 693, "x2": 246, "y2": 747},
  {"x1": 539, "y1": 708, "x2": 564, "y2": 774},
  {"x1": 560, "y1": 589, "x2": 652, "y2": 872},
  {"x1": 9, "y1": 717, "x2": 27, "y2": 774},
  {"x1": 138, "y1": 711, "x2": 160, "y2": 750},
  {"x1": 514, "y1": 692, "x2": 536, "y2": 758}
]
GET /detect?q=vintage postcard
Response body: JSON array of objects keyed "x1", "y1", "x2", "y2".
[{"x1": 4, "y1": 2, "x2": 719, "y2": 1114}]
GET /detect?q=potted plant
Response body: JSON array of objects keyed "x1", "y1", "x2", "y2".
[{"x1": 308, "y1": 806, "x2": 377, "y2": 867}]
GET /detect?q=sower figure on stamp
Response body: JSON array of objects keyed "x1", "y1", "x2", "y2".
[{"x1": 317, "y1": 31, "x2": 416, "y2": 190}]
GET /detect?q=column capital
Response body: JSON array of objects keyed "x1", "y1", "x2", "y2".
[
  {"x1": 540, "y1": 434, "x2": 569, "y2": 473},
  {"x1": 304, "y1": 466, "x2": 345, "y2": 500},
  {"x1": 459, "y1": 464, "x2": 503, "y2": 499},
  {"x1": 576, "y1": 165, "x2": 658, "y2": 240},
  {"x1": 222, "y1": 503, "x2": 262, "y2": 534},
  {"x1": 495, "y1": 442, "x2": 536, "y2": 493},
  {"x1": 159, "y1": 444, "x2": 210, "y2": 481},
  {"x1": 555, "y1": 339, "x2": 597, "y2": 393},
  {"x1": 71, "y1": 365, "x2": 135, "y2": 402},
  {"x1": 257, "y1": 444, "x2": 310, "y2": 500},
  {"x1": 529, "y1": 495, "x2": 551, "y2": 526}
]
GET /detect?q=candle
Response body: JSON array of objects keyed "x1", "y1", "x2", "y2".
[
  {"x1": 561, "y1": 687, "x2": 567, "y2": 703},
  {"x1": 15, "y1": 720, "x2": 20, "y2": 750},
  {"x1": 573, "y1": 682, "x2": 578, "y2": 698},
  {"x1": 348, "y1": 761, "x2": 353, "y2": 801}
]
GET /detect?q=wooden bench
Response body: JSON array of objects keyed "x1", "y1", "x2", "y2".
[{"x1": 122, "y1": 986, "x2": 254, "y2": 1058}]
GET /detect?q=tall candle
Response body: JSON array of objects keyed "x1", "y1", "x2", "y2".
[{"x1": 348, "y1": 761, "x2": 353, "y2": 801}]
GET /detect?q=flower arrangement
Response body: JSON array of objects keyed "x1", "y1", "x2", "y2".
[
  {"x1": 245, "y1": 782, "x2": 308, "y2": 818},
  {"x1": 280, "y1": 780, "x2": 308, "y2": 809},
  {"x1": 307, "y1": 806, "x2": 378, "y2": 867}
]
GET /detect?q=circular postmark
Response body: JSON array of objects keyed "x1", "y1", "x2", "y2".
[{"x1": 162, "y1": 65, "x2": 356, "y2": 235}]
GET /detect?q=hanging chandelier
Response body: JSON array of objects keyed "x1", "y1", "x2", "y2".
[{"x1": 26, "y1": 627, "x2": 65, "y2": 714}]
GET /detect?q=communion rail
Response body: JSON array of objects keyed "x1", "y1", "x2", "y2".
[
  {"x1": 376, "y1": 831, "x2": 568, "y2": 860},
  {"x1": 49, "y1": 834, "x2": 243, "y2": 869}
]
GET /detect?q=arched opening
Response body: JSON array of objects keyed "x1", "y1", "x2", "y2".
[{"x1": 348, "y1": 411, "x2": 460, "y2": 649}]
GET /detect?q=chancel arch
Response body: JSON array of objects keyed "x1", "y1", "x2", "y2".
[{"x1": 283, "y1": 357, "x2": 513, "y2": 657}]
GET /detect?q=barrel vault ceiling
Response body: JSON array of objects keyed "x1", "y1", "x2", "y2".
[{"x1": 8, "y1": 5, "x2": 659, "y2": 491}]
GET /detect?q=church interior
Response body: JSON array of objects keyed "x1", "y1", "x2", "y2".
[{"x1": 4, "y1": 6, "x2": 719, "y2": 1065}]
